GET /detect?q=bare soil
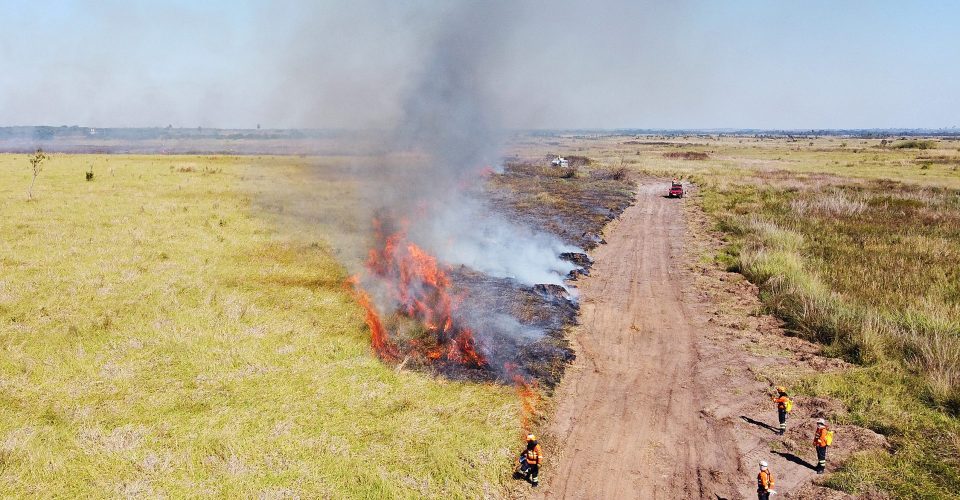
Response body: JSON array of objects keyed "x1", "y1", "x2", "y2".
[{"x1": 524, "y1": 181, "x2": 884, "y2": 499}]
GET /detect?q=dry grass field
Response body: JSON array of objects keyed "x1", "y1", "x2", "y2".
[
  {"x1": 2, "y1": 134, "x2": 959, "y2": 498},
  {"x1": 0, "y1": 154, "x2": 520, "y2": 497}
]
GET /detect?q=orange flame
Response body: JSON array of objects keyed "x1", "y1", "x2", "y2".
[
  {"x1": 505, "y1": 362, "x2": 540, "y2": 440},
  {"x1": 351, "y1": 218, "x2": 543, "y2": 444},
  {"x1": 346, "y1": 276, "x2": 399, "y2": 361},
  {"x1": 351, "y1": 218, "x2": 487, "y2": 368}
]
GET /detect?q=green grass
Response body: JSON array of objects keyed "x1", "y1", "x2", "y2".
[
  {"x1": 796, "y1": 366, "x2": 960, "y2": 498},
  {"x1": 0, "y1": 154, "x2": 520, "y2": 497},
  {"x1": 698, "y1": 180, "x2": 960, "y2": 406}
]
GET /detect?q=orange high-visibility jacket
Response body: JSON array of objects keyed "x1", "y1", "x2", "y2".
[
  {"x1": 773, "y1": 395, "x2": 789, "y2": 411},
  {"x1": 757, "y1": 470, "x2": 774, "y2": 491},
  {"x1": 524, "y1": 444, "x2": 543, "y2": 465},
  {"x1": 814, "y1": 426, "x2": 829, "y2": 447}
]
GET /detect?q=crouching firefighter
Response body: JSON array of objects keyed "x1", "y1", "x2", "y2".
[
  {"x1": 771, "y1": 386, "x2": 793, "y2": 435},
  {"x1": 518, "y1": 434, "x2": 543, "y2": 487},
  {"x1": 813, "y1": 418, "x2": 834, "y2": 474}
]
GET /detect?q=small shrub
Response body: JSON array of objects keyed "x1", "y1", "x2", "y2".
[
  {"x1": 557, "y1": 167, "x2": 576, "y2": 179},
  {"x1": 85, "y1": 165, "x2": 94, "y2": 181},
  {"x1": 27, "y1": 148, "x2": 48, "y2": 200},
  {"x1": 894, "y1": 140, "x2": 937, "y2": 150},
  {"x1": 663, "y1": 151, "x2": 709, "y2": 160},
  {"x1": 565, "y1": 155, "x2": 592, "y2": 167},
  {"x1": 591, "y1": 167, "x2": 628, "y2": 181}
]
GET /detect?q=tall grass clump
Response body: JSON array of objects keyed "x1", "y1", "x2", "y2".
[{"x1": 700, "y1": 176, "x2": 960, "y2": 496}]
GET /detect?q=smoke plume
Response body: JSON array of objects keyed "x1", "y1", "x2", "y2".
[{"x1": 336, "y1": 2, "x2": 582, "y2": 378}]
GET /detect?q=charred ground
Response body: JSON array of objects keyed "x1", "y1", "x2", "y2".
[
  {"x1": 362, "y1": 156, "x2": 635, "y2": 389},
  {"x1": 487, "y1": 159, "x2": 635, "y2": 249},
  {"x1": 461, "y1": 157, "x2": 635, "y2": 387}
]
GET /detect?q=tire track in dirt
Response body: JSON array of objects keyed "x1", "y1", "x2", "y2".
[{"x1": 534, "y1": 182, "x2": 742, "y2": 499}]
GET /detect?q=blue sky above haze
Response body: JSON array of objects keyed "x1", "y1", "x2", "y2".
[{"x1": 0, "y1": 0, "x2": 957, "y2": 129}]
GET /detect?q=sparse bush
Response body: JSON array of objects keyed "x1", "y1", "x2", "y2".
[
  {"x1": 663, "y1": 151, "x2": 709, "y2": 160},
  {"x1": 27, "y1": 148, "x2": 48, "y2": 200},
  {"x1": 590, "y1": 166, "x2": 628, "y2": 181},
  {"x1": 565, "y1": 155, "x2": 592, "y2": 167},
  {"x1": 85, "y1": 165, "x2": 94, "y2": 181},
  {"x1": 893, "y1": 140, "x2": 937, "y2": 150},
  {"x1": 607, "y1": 167, "x2": 628, "y2": 181}
]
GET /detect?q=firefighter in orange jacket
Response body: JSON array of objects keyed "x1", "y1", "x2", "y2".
[
  {"x1": 771, "y1": 386, "x2": 790, "y2": 435},
  {"x1": 518, "y1": 434, "x2": 543, "y2": 486},
  {"x1": 813, "y1": 418, "x2": 830, "y2": 474},
  {"x1": 757, "y1": 460, "x2": 776, "y2": 500}
]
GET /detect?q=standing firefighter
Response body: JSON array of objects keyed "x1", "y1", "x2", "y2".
[
  {"x1": 518, "y1": 434, "x2": 543, "y2": 487},
  {"x1": 771, "y1": 386, "x2": 792, "y2": 435},
  {"x1": 757, "y1": 460, "x2": 777, "y2": 499},
  {"x1": 813, "y1": 418, "x2": 834, "y2": 474}
]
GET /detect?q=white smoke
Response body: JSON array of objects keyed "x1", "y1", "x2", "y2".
[{"x1": 409, "y1": 198, "x2": 579, "y2": 286}]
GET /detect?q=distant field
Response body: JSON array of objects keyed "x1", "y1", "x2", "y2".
[
  {"x1": 530, "y1": 135, "x2": 960, "y2": 498},
  {"x1": 0, "y1": 154, "x2": 519, "y2": 497}
]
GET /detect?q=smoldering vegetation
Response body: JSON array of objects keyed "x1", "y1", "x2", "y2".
[{"x1": 487, "y1": 159, "x2": 636, "y2": 249}]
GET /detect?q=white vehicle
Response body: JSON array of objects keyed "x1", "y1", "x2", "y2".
[{"x1": 551, "y1": 155, "x2": 569, "y2": 167}]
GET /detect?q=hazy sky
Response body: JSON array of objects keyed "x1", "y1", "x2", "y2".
[{"x1": 1, "y1": 0, "x2": 957, "y2": 129}]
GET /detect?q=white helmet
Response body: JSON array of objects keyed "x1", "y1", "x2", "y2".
[
  {"x1": 817, "y1": 418, "x2": 826, "y2": 425},
  {"x1": 759, "y1": 460, "x2": 768, "y2": 468}
]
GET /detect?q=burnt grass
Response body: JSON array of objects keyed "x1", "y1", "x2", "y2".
[
  {"x1": 395, "y1": 158, "x2": 635, "y2": 388},
  {"x1": 384, "y1": 268, "x2": 579, "y2": 388},
  {"x1": 486, "y1": 160, "x2": 635, "y2": 249},
  {"x1": 455, "y1": 269, "x2": 579, "y2": 388},
  {"x1": 439, "y1": 159, "x2": 636, "y2": 388}
]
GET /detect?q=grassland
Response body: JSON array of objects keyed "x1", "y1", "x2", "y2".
[
  {"x1": 0, "y1": 154, "x2": 521, "y2": 497},
  {"x1": 527, "y1": 134, "x2": 960, "y2": 498},
  {"x1": 4, "y1": 135, "x2": 960, "y2": 497}
]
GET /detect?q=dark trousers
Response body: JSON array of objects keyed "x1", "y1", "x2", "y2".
[
  {"x1": 519, "y1": 461, "x2": 540, "y2": 483},
  {"x1": 528, "y1": 463, "x2": 540, "y2": 482},
  {"x1": 816, "y1": 446, "x2": 827, "y2": 470},
  {"x1": 758, "y1": 491, "x2": 770, "y2": 500},
  {"x1": 777, "y1": 409, "x2": 787, "y2": 433}
]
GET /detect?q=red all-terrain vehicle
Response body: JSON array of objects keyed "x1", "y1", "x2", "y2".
[{"x1": 668, "y1": 181, "x2": 684, "y2": 198}]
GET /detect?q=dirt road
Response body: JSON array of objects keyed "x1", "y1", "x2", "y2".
[
  {"x1": 536, "y1": 182, "x2": 743, "y2": 498},
  {"x1": 529, "y1": 181, "x2": 875, "y2": 499}
]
